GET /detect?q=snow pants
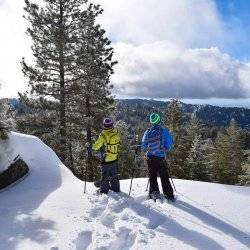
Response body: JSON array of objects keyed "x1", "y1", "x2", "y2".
[
  {"x1": 100, "y1": 161, "x2": 120, "y2": 194},
  {"x1": 147, "y1": 156, "x2": 174, "y2": 199}
]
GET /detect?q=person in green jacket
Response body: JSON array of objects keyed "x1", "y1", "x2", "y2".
[{"x1": 90, "y1": 117, "x2": 121, "y2": 194}]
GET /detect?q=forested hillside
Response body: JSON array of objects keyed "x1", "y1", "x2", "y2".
[
  {"x1": 116, "y1": 99, "x2": 250, "y2": 131},
  {"x1": 2, "y1": 97, "x2": 249, "y2": 185}
]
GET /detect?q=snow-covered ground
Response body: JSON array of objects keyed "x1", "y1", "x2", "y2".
[{"x1": 0, "y1": 132, "x2": 250, "y2": 250}]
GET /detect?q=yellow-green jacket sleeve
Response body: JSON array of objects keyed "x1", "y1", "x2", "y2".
[{"x1": 92, "y1": 134, "x2": 105, "y2": 151}]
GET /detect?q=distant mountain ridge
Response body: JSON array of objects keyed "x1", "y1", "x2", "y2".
[
  {"x1": 1, "y1": 98, "x2": 249, "y2": 130},
  {"x1": 116, "y1": 99, "x2": 250, "y2": 130}
]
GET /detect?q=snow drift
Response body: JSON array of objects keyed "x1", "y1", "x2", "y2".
[{"x1": 0, "y1": 132, "x2": 250, "y2": 250}]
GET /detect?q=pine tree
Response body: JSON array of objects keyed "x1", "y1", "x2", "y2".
[
  {"x1": 20, "y1": 0, "x2": 116, "y2": 180},
  {"x1": 202, "y1": 138, "x2": 216, "y2": 181},
  {"x1": 165, "y1": 99, "x2": 181, "y2": 134},
  {"x1": 115, "y1": 121, "x2": 135, "y2": 179},
  {"x1": 238, "y1": 162, "x2": 250, "y2": 186},
  {"x1": 187, "y1": 136, "x2": 211, "y2": 181},
  {"x1": 212, "y1": 120, "x2": 245, "y2": 184},
  {"x1": 21, "y1": 0, "x2": 87, "y2": 161},
  {"x1": 185, "y1": 115, "x2": 199, "y2": 178},
  {"x1": 226, "y1": 120, "x2": 245, "y2": 182},
  {"x1": 186, "y1": 115, "x2": 201, "y2": 142},
  {"x1": 65, "y1": 5, "x2": 116, "y2": 180},
  {"x1": 164, "y1": 99, "x2": 189, "y2": 178},
  {"x1": 0, "y1": 98, "x2": 15, "y2": 140}
]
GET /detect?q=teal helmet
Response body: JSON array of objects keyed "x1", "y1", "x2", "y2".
[{"x1": 150, "y1": 113, "x2": 161, "y2": 125}]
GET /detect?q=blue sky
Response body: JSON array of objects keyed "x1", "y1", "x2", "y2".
[{"x1": 215, "y1": 0, "x2": 250, "y2": 60}]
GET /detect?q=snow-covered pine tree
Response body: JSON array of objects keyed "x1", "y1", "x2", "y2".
[
  {"x1": 239, "y1": 162, "x2": 250, "y2": 186},
  {"x1": 226, "y1": 120, "x2": 245, "y2": 183},
  {"x1": 186, "y1": 115, "x2": 201, "y2": 142},
  {"x1": 187, "y1": 135, "x2": 212, "y2": 181},
  {"x1": 185, "y1": 115, "x2": 211, "y2": 181},
  {"x1": 164, "y1": 99, "x2": 189, "y2": 178},
  {"x1": 212, "y1": 119, "x2": 245, "y2": 184},
  {"x1": 115, "y1": 120, "x2": 135, "y2": 179},
  {"x1": 0, "y1": 95, "x2": 15, "y2": 140},
  {"x1": 0, "y1": 101, "x2": 9, "y2": 140}
]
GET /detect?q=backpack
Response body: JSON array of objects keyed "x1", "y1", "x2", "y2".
[
  {"x1": 101, "y1": 129, "x2": 120, "y2": 155},
  {"x1": 145, "y1": 126, "x2": 163, "y2": 154}
]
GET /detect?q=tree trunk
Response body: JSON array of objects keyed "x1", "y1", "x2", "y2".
[
  {"x1": 86, "y1": 93, "x2": 94, "y2": 181},
  {"x1": 59, "y1": 1, "x2": 67, "y2": 162}
]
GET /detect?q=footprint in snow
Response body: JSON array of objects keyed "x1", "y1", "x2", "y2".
[
  {"x1": 121, "y1": 211, "x2": 142, "y2": 223},
  {"x1": 108, "y1": 198, "x2": 129, "y2": 213},
  {"x1": 109, "y1": 226, "x2": 136, "y2": 250},
  {"x1": 100, "y1": 211, "x2": 116, "y2": 228},
  {"x1": 75, "y1": 230, "x2": 92, "y2": 250},
  {"x1": 137, "y1": 229, "x2": 156, "y2": 244}
]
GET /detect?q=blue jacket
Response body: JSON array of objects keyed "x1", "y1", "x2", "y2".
[{"x1": 141, "y1": 125, "x2": 173, "y2": 158}]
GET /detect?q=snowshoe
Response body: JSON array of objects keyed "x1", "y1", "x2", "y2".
[
  {"x1": 95, "y1": 188, "x2": 102, "y2": 195},
  {"x1": 149, "y1": 191, "x2": 162, "y2": 202},
  {"x1": 165, "y1": 194, "x2": 177, "y2": 202},
  {"x1": 95, "y1": 188, "x2": 109, "y2": 196}
]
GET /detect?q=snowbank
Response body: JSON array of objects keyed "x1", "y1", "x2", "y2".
[
  {"x1": 0, "y1": 132, "x2": 82, "y2": 249},
  {"x1": 0, "y1": 132, "x2": 250, "y2": 250}
]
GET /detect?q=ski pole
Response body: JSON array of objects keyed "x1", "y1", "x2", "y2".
[
  {"x1": 164, "y1": 154, "x2": 177, "y2": 192},
  {"x1": 144, "y1": 154, "x2": 149, "y2": 192},
  {"x1": 168, "y1": 166, "x2": 177, "y2": 192},
  {"x1": 129, "y1": 144, "x2": 140, "y2": 196},
  {"x1": 145, "y1": 178, "x2": 149, "y2": 192},
  {"x1": 128, "y1": 169, "x2": 134, "y2": 196},
  {"x1": 84, "y1": 169, "x2": 87, "y2": 193},
  {"x1": 170, "y1": 176, "x2": 176, "y2": 192},
  {"x1": 84, "y1": 145, "x2": 91, "y2": 193},
  {"x1": 84, "y1": 153, "x2": 88, "y2": 193},
  {"x1": 128, "y1": 135, "x2": 141, "y2": 196},
  {"x1": 129, "y1": 158, "x2": 136, "y2": 196}
]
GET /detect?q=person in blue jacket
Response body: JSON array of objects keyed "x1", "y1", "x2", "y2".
[{"x1": 142, "y1": 113, "x2": 175, "y2": 201}]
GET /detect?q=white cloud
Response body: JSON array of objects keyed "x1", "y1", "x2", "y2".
[
  {"x1": 112, "y1": 42, "x2": 250, "y2": 98},
  {"x1": 94, "y1": 0, "x2": 226, "y2": 48},
  {"x1": 91, "y1": 0, "x2": 250, "y2": 98},
  {"x1": 239, "y1": 63, "x2": 250, "y2": 95},
  {"x1": 0, "y1": 0, "x2": 249, "y2": 99}
]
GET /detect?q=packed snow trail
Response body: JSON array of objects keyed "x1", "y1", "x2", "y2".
[
  {"x1": 0, "y1": 132, "x2": 250, "y2": 250},
  {"x1": 81, "y1": 185, "x2": 250, "y2": 250}
]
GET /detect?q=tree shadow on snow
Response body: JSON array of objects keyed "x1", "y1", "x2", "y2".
[
  {"x1": 172, "y1": 200, "x2": 250, "y2": 248},
  {"x1": 0, "y1": 136, "x2": 62, "y2": 250}
]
